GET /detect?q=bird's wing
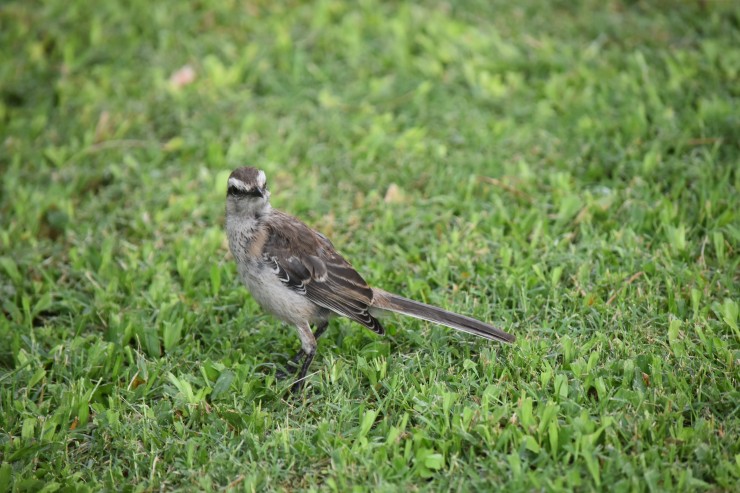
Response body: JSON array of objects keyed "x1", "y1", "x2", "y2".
[{"x1": 262, "y1": 212, "x2": 384, "y2": 334}]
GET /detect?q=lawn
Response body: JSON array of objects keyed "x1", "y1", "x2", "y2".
[{"x1": 1, "y1": 0, "x2": 738, "y2": 491}]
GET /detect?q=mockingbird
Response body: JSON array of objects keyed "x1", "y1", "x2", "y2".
[{"x1": 225, "y1": 167, "x2": 515, "y2": 391}]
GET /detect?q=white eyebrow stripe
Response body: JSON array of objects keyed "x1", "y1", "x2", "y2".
[
  {"x1": 257, "y1": 170, "x2": 266, "y2": 186},
  {"x1": 228, "y1": 177, "x2": 249, "y2": 190}
]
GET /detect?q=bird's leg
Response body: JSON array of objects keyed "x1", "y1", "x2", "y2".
[
  {"x1": 276, "y1": 321, "x2": 328, "y2": 384},
  {"x1": 285, "y1": 321, "x2": 328, "y2": 367},
  {"x1": 291, "y1": 346, "x2": 316, "y2": 393},
  {"x1": 312, "y1": 321, "x2": 329, "y2": 340}
]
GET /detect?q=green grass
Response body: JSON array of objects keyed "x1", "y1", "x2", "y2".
[{"x1": 1, "y1": 0, "x2": 739, "y2": 491}]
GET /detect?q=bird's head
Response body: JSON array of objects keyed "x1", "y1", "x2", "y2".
[{"x1": 225, "y1": 167, "x2": 271, "y2": 218}]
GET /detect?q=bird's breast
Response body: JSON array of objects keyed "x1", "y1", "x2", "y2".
[{"x1": 237, "y1": 262, "x2": 323, "y2": 326}]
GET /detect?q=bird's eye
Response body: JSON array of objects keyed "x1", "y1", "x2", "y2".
[{"x1": 228, "y1": 185, "x2": 263, "y2": 198}]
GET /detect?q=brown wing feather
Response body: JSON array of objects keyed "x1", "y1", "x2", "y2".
[{"x1": 262, "y1": 211, "x2": 384, "y2": 334}]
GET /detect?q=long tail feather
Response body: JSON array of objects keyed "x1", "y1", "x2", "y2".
[{"x1": 371, "y1": 289, "x2": 515, "y2": 343}]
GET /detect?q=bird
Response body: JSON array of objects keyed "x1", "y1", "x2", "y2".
[{"x1": 224, "y1": 167, "x2": 515, "y2": 392}]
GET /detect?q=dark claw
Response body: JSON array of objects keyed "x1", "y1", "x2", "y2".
[
  {"x1": 275, "y1": 366, "x2": 295, "y2": 381},
  {"x1": 275, "y1": 351, "x2": 304, "y2": 380}
]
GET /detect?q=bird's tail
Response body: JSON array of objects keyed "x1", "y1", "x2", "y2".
[{"x1": 371, "y1": 289, "x2": 515, "y2": 343}]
